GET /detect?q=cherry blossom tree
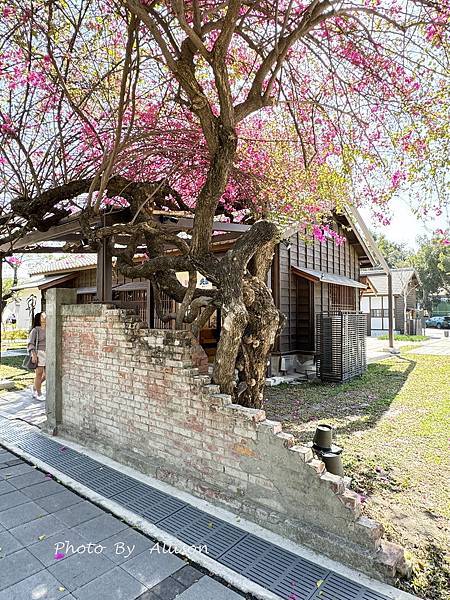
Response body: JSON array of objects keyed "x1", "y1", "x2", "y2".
[{"x1": 0, "y1": 0, "x2": 449, "y2": 407}]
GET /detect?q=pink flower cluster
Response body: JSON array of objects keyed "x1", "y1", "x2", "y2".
[{"x1": 312, "y1": 224, "x2": 346, "y2": 245}]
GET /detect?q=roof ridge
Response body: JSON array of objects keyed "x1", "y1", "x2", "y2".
[{"x1": 29, "y1": 254, "x2": 97, "y2": 276}]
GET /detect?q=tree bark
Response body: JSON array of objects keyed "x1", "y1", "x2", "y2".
[
  {"x1": 211, "y1": 226, "x2": 283, "y2": 407},
  {"x1": 236, "y1": 276, "x2": 284, "y2": 408}
]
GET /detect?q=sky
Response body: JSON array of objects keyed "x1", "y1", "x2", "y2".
[{"x1": 360, "y1": 198, "x2": 449, "y2": 250}]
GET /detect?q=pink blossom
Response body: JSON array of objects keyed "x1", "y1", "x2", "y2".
[{"x1": 391, "y1": 170, "x2": 406, "y2": 188}]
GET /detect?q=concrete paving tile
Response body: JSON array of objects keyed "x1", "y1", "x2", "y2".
[
  {"x1": 36, "y1": 490, "x2": 84, "y2": 513},
  {"x1": 72, "y1": 514, "x2": 128, "y2": 543},
  {"x1": 148, "y1": 575, "x2": 187, "y2": 599},
  {"x1": 0, "y1": 462, "x2": 32, "y2": 479},
  {"x1": 22, "y1": 480, "x2": 67, "y2": 500},
  {"x1": 0, "y1": 529, "x2": 23, "y2": 557},
  {"x1": 10, "y1": 513, "x2": 66, "y2": 546},
  {"x1": 0, "y1": 569, "x2": 71, "y2": 600},
  {"x1": 100, "y1": 528, "x2": 153, "y2": 565},
  {"x1": 0, "y1": 458, "x2": 22, "y2": 469},
  {"x1": 28, "y1": 528, "x2": 89, "y2": 567},
  {"x1": 48, "y1": 551, "x2": 115, "y2": 591},
  {"x1": 171, "y1": 565, "x2": 204, "y2": 588},
  {"x1": 8, "y1": 469, "x2": 49, "y2": 489},
  {"x1": 121, "y1": 549, "x2": 184, "y2": 588},
  {"x1": 0, "y1": 480, "x2": 15, "y2": 496},
  {"x1": 53, "y1": 501, "x2": 104, "y2": 527},
  {"x1": 134, "y1": 592, "x2": 158, "y2": 600},
  {"x1": 72, "y1": 566, "x2": 147, "y2": 600},
  {"x1": 0, "y1": 547, "x2": 43, "y2": 591},
  {"x1": 0, "y1": 451, "x2": 16, "y2": 464},
  {"x1": 175, "y1": 576, "x2": 243, "y2": 599},
  {"x1": 0, "y1": 489, "x2": 29, "y2": 511},
  {"x1": 0, "y1": 500, "x2": 48, "y2": 528}
]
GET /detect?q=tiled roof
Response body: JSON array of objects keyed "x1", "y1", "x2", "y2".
[
  {"x1": 361, "y1": 268, "x2": 419, "y2": 295},
  {"x1": 29, "y1": 254, "x2": 97, "y2": 276}
]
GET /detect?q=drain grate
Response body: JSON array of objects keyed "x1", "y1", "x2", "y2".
[
  {"x1": 159, "y1": 506, "x2": 247, "y2": 559},
  {"x1": 74, "y1": 467, "x2": 142, "y2": 498},
  {"x1": 308, "y1": 573, "x2": 390, "y2": 600},
  {"x1": 113, "y1": 483, "x2": 186, "y2": 521},
  {"x1": 0, "y1": 416, "x2": 392, "y2": 600},
  {"x1": 274, "y1": 558, "x2": 330, "y2": 600}
]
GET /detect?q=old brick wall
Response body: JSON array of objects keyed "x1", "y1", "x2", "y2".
[{"x1": 56, "y1": 301, "x2": 405, "y2": 581}]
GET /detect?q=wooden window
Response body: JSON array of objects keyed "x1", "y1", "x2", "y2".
[
  {"x1": 371, "y1": 309, "x2": 389, "y2": 318},
  {"x1": 329, "y1": 284, "x2": 356, "y2": 311}
]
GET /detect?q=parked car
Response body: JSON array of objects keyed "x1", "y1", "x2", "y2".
[{"x1": 425, "y1": 316, "x2": 450, "y2": 329}]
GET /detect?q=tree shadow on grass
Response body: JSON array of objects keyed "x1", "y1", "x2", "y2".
[
  {"x1": 265, "y1": 355, "x2": 417, "y2": 442},
  {"x1": 398, "y1": 541, "x2": 450, "y2": 600}
]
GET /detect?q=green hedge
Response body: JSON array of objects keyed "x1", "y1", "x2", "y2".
[
  {"x1": 2, "y1": 329, "x2": 28, "y2": 340},
  {"x1": 378, "y1": 334, "x2": 428, "y2": 342}
]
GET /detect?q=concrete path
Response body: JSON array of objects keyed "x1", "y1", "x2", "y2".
[
  {"x1": 0, "y1": 450, "x2": 245, "y2": 600},
  {"x1": 366, "y1": 337, "x2": 411, "y2": 363},
  {"x1": 366, "y1": 329, "x2": 450, "y2": 362},
  {"x1": 0, "y1": 348, "x2": 27, "y2": 358},
  {"x1": 0, "y1": 387, "x2": 46, "y2": 426},
  {"x1": 407, "y1": 336, "x2": 450, "y2": 355}
]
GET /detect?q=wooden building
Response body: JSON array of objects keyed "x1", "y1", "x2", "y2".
[
  {"x1": 268, "y1": 215, "x2": 373, "y2": 374},
  {"x1": 5, "y1": 210, "x2": 376, "y2": 373},
  {"x1": 360, "y1": 268, "x2": 421, "y2": 335}
]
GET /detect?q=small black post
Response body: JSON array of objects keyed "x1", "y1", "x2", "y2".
[{"x1": 387, "y1": 273, "x2": 394, "y2": 349}]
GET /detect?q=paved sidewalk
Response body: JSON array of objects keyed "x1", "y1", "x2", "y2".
[
  {"x1": 366, "y1": 332, "x2": 450, "y2": 362},
  {"x1": 406, "y1": 336, "x2": 450, "y2": 355},
  {"x1": 0, "y1": 416, "x2": 420, "y2": 600},
  {"x1": 0, "y1": 387, "x2": 46, "y2": 426},
  {"x1": 0, "y1": 450, "x2": 245, "y2": 600},
  {"x1": 365, "y1": 337, "x2": 420, "y2": 363}
]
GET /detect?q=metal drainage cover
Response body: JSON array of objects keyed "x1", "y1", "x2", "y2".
[
  {"x1": 113, "y1": 483, "x2": 186, "y2": 521},
  {"x1": 0, "y1": 419, "x2": 391, "y2": 600}
]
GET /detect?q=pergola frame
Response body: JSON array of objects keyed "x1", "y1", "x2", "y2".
[{"x1": 0, "y1": 211, "x2": 250, "y2": 361}]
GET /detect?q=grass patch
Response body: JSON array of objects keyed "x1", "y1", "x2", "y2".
[
  {"x1": 265, "y1": 351, "x2": 450, "y2": 600},
  {"x1": 377, "y1": 334, "x2": 428, "y2": 342},
  {"x1": 0, "y1": 355, "x2": 34, "y2": 392}
]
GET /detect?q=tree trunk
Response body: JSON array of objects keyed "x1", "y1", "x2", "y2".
[
  {"x1": 236, "y1": 276, "x2": 284, "y2": 408},
  {"x1": 211, "y1": 233, "x2": 284, "y2": 408}
]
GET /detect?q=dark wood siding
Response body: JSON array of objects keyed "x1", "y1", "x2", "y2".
[
  {"x1": 276, "y1": 224, "x2": 363, "y2": 353},
  {"x1": 394, "y1": 285, "x2": 417, "y2": 332},
  {"x1": 295, "y1": 276, "x2": 314, "y2": 350}
]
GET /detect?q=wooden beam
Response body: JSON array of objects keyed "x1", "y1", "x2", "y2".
[
  {"x1": 0, "y1": 219, "x2": 89, "y2": 252},
  {"x1": 159, "y1": 216, "x2": 250, "y2": 233},
  {"x1": 96, "y1": 240, "x2": 113, "y2": 303},
  {"x1": 12, "y1": 247, "x2": 76, "y2": 254}
]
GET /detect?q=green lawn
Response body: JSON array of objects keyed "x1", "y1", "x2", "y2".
[
  {"x1": 377, "y1": 334, "x2": 429, "y2": 342},
  {"x1": 265, "y1": 351, "x2": 450, "y2": 600},
  {"x1": 0, "y1": 355, "x2": 34, "y2": 391}
]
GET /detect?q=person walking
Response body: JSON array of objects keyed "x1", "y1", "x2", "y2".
[{"x1": 28, "y1": 312, "x2": 46, "y2": 400}]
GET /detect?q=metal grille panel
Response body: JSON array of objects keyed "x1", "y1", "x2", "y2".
[
  {"x1": 0, "y1": 416, "x2": 391, "y2": 600},
  {"x1": 113, "y1": 483, "x2": 186, "y2": 520},
  {"x1": 316, "y1": 311, "x2": 367, "y2": 382}
]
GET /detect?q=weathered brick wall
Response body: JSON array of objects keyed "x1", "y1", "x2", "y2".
[{"x1": 56, "y1": 302, "x2": 406, "y2": 581}]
